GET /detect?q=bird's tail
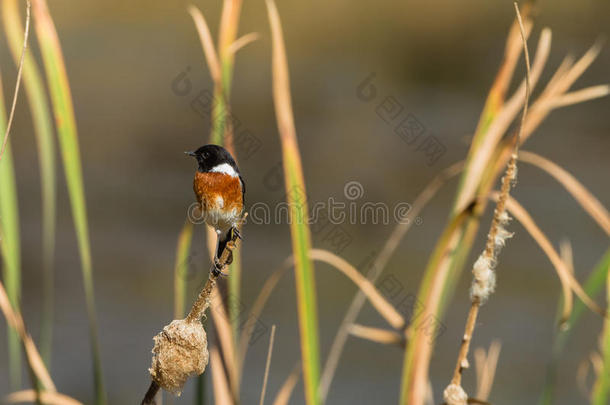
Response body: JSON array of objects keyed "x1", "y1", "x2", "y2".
[{"x1": 216, "y1": 228, "x2": 232, "y2": 263}]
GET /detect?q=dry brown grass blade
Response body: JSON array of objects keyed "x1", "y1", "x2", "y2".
[
  {"x1": 473, "y1": 3, "x2": 532, "y2": 132},
  {"x1": 455, "y1": 27, "x2": 551, "y2": 211},
  {"x1": 218, "y1": 0, "x2": 242, "y2": 62},
  {"x1": 228, "y1": 32, "x2": 260, "y2": 55},
  {"x1": 558, "y1": 240, "x2": 575, "y2": 328},
  {"x1": 309, "y1": 249, "x2": 405, "y2": 329},
  {"x1": 0, "y1": 0, "x2": 30, "y2": 164},
  {"x1": 348, "y1": 324, "x2": 405, "y2": 348},
  {"x1": 210, "y1": 284, "x2": 239, "y2": 395},
  {"x1": 523, "y1": 40, "x2": 604, "y2": 139},
  {"x1": 474, "y1": 340, "x2": 502, "y2": 400},
  {"x1": 0, "y1": 280, "x2": 56, "y2": 391},
  {"x1": 272, "y1": 363, "x2": 301, "y2": 405},
  {"x1": 259, "y1": 325, "x2": 277, "y2": 405},
  {"x1": 319, "y1": 160, "x2": 463, "y2": 401},
  {"x1": 548, "y1": 85, "x2": 610, "y2": 109},
  {"x1": 3, "y1": 390, "x2": 82, "y2": 405},
  {"x1": 188, "y1": 5, "x2": 221, "y2": 85},
  {"x1": 203, "y1": 221, "x2": 240, "y2": 393},
  {"x1": 239, "y1": 256, "x2": 293, "y2": 374},
  {"x1": 490, "y1": 15, "x2": 532, "y2": 102},
  {"x1": 499, "y1": 194, "x2": 606, "y2": 317},
  {"x1": 519, "y1": 151, "x2": 610, "y2": 236},
  {"x1": 560, "y1": 40, "x2": 603, "y2": 93},
  {"x1": 211, "y1": 345, "x2": 233, "y2": 405}
]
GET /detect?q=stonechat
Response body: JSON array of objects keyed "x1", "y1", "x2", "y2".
[{"x1": 186, "y1": 144, "x2": 245, "y2": 274}]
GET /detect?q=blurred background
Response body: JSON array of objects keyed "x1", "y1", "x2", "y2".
[{"x1": 0, "y1": 0, "x2": 609, "y2": 403}]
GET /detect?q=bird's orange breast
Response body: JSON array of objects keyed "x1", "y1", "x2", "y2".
[{"x1": 193, "y1": 171, "x2": 243, "y2": 212}]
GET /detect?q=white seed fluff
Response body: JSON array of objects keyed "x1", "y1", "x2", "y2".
[
  {"x1": 443, "y1": 383, "x2": 468, "y2": 405},
  {"x1": 470, "y1": 255, "x2": 496, "y2": 302}
]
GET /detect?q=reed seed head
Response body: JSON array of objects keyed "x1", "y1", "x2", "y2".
[
  {"x1": 149, "y1": 319, "x2": 209, "y2": 395},
  {"x1": 443, "y1": 383, "x2": 468, "y2": 405}
]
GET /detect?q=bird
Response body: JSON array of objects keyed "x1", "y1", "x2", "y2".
[{"x1": 186, "y1": 144, "x2": 245, "y2": 274}]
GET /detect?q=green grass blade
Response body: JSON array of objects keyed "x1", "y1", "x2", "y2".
[
  {"x1": 174, "y1": 221, "x2": 194, "y2": 319},
  {"x1": 30, "y1": 1, "x2": 106, "y2": 403},
  {"x1": 0, "y1": 77, "x2": 22, "y2": 388},
  {"x1": 266, "y1": 1, "x2": 320, "y2": 403},
  {"x1": 592, "y1": 253, "x2": 610, "y2": 404},
  {"x1": 215, "y1": 0, "x2": 243, "y2": 343},
  {"x1": 538, "y1": 249, "x2": 610, "y2": 405},
  {"x1": 3, "y1": 0, "x2": 57, "y2": 366}
]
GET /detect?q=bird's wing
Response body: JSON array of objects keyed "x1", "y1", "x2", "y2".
[{"x1": 239, "y1": 174, "x2": 246, "y2": 206}]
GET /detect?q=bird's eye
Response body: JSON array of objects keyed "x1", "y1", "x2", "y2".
[{"x1": 203, "y1": 152, "x2": 209, "y2": 159}]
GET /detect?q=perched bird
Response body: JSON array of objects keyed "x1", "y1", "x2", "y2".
[{"x1": 186, "y1": 144, "x2": 245, "y2": 273}]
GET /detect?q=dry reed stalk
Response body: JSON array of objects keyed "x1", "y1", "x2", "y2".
[
  {"x1": 3, "y1": 389, "x2": 82, "y2": 405},
  {"x1": 0, "y1": 279, "x2": 55, "y2": 392},
  {"x1": 259, "y1": 325, "x2": 277, "y2": 405},
  {"x1": 443, "y1": 4, "x2": 529, "y2": 403},
  {"x1": 210, "y1": 345, "x2": 232, "y2": 405},
  {"x1": 141, "y1": 217, "x2": 244, "y2": 405}
]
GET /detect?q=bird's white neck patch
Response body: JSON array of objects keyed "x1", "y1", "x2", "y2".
[{"x1": 210, "y1": 163, "x2": 238, "y2": 177}]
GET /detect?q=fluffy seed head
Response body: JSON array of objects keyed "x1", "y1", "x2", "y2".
[
  {"x1": 149, "y1": 319, "x2": 209, "y2": 395},
  {"x1": 470, "y1": 255, "x2": 496, "y2": 302},
  {"x1": 443, "y1": 383, "x2": 468, "y2": 405}
]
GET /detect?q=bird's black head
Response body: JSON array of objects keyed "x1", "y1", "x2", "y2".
[{"x1": 185, "y1": 144, "x2": 239, "y2": 173}]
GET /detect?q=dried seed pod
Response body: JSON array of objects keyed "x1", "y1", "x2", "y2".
[{"x1": 149, "y1": 319, "x2": 209, "y2": 395}]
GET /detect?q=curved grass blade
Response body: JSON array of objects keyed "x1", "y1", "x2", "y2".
[
  {"x1": 0, "y1": 280, "x2": 55, "y2": 392},
  {"x1": 30, "y1": 1, "x2": 106, "y2": 402},
  {"x1": 502, "y1": 195, "x2": 604, "y2": 316},
  {"x1": 519, "y1": 151, "x2": 610, "y2": 235},
  {"x1": 0, "y1": 85, "x2": 22, "y2": 387},
  {"x1": 3, "y1": 0, "x2": 57, "y2": 367},
  {"x1": 309, "y1": 250, "x2": 405, "y2": 329},
  {"x1": 266, "y1": 1, "x2": 320, "y2": 403},
  {"x1": 0, "y1": 0, "x2": 31, "y2": 388}
]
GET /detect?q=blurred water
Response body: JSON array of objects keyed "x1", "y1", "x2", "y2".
[{"x1": 0, "y1": 0, "x2": 609, "y2": 403}]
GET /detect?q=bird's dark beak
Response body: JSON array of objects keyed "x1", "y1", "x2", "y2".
[{"x1": 185, "y1": 151, "x2": 196, "y2": 157}]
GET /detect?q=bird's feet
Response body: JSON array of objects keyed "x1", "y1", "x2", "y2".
[
  {"x1": 212, "y1": 257, "x2": 229, "y2": 277},
  {"x1": 231, "y1": 226, "x2": 243, "y2": 241}
]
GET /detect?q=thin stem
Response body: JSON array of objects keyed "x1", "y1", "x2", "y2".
[
  {"x1": 141, "y1": 381, "x2": 160, "y2": 405},
  {"x1": 451, "y1": 300, "x2": 481, "y2": 386},
  {"x1": 0, "y1": 0, "x2": 30, "y2": 164},
  {"x1": 259, "y1": 325, "x2": 277, "y2": 405},
  {"x1": 186, "y1": 224, "x2": 243, "y2": 323},
  {"x1": 446, "y1": 2, "x2": 530, "y2": 395},
  {"x1": 186, "y1": 272, "x2": 220, "y2": 324}
]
